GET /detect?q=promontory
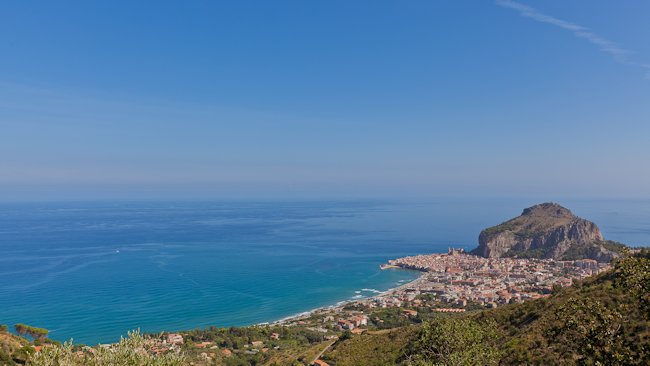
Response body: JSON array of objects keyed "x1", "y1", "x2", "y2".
[{"x1": 471, "y1": 202, "x2": 627, "y2": 262}]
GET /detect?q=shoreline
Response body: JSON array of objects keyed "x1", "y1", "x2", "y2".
[
  {"x1": 266, "y1": 250, "x2": 614, "y2": 327},
  {"x1": 8, "y1": 263, "x2": 426, "y2": 345},
  {"x1": 268, "y1": 266, "x2": 425, "y2": 326}
]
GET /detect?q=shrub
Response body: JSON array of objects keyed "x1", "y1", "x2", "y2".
[
  {"x1": 27, "y1": 330, "x2": 186, "y2": 366},
  {"x1": 405, "y1": 317, "x2": 502, "y2": 366},
  {"x1": 14, "y1": 324, "x2": 49, "y2": 342}
]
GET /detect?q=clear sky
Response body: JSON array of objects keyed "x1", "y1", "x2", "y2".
[{"x1": 1, "y1": 1, "x2": 649, "y2": 201}]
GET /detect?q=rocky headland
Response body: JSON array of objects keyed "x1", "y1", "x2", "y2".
[{"x1": 471, "y1": 202, "x2": 627, "y2": 262}]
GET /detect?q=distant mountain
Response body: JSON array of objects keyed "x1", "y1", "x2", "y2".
[{"x1": 471, "y1": 203, "x2": 627, "y2": 262}]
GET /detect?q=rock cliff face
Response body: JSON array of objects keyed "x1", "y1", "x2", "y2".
[{"x1": 471, "y1": 203, "x2": 622, "y2": 262}]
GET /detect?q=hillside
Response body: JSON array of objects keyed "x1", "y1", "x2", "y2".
[
  {"x1": 321, "y1": 250, "x2": 650, "y2": 365},
  {"x1": 0, "y1": 329, "x2": 29, "y2": 365},
  {"x1": 474, "y1": 249, "x2": 650, "y2": 364},
  {"x1": 471, "y1": 202, "x2": 626, "y2": 261},
  {"x1": 3, "y1": 251, "x2": 648, "y2": 365}
]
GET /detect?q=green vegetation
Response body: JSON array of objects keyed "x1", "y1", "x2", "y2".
[
  {"x1": 480, "y1": 221, "x2": 517, "y2": 237},
  {"x1": 614, "y1": 248, "x2": 650, "y2": 314},
  {"x1": 405, "y1": 317, "x2": 501, "y2": 366},
  {"x1": 322, "y1": 250, "x2": 650, "y2": 365},
  {"x1": 559, "y1": 240, "x2": 628, "y2": 261},
  {"x1": 477, "y1": 250, "x2": 650, "y2": 364},
  {"x1": 368, "y1": 308, "x2": 422, "y2": 329},
  {"x1": 183, "y1": 324, "x2": 328, "y2": 349},
  {"x1": 546, "y1": 297, "x2": 627, "y2": 364},
  {"x1": 0, "y1": 348, "x2": 15, "y2": 366},
  {"x1": 3, "y1": 251, "x2": 648, "y2": 365},
  {"x1": 502, "y1": 239, "x2": 630, "y2": 260},
  {"x1": 503, "y1": 246, "x2": 550, "y2": 259},
  {"x1": 558, "y1": 241, "x2": 597, "y2": 260},
  {"x1": 27, "y1": 330, "x2": 185, "y2": 366},
  {"x1": 178, "y1": 324, "x2": 335, "y2": 365},
  {"x1": 321, "y1": 316, "x2": 502, "y2": 366},
  {"x1": 13, "y1": 325, "x2": 48, "y2": 343},
  {"x1": 322, "y1": 327, "x2": 419, "y2": 366},
  {"x1": 600, "y1": 240, "x2": 630, "y2": 254},
  {"x1": 0, "y1": 329, "x2": 31, "y2": 366}
]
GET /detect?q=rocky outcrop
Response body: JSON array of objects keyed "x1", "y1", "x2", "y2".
[{"x1": 471, "y1": 203, "x2": 623, "y2": 262}]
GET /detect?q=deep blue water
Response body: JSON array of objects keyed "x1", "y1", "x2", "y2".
[{"x1": 1, "y1": 199, "x2": 649, "y2": 344}]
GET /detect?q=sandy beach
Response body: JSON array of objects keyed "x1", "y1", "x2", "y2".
[{"x1": 270, "y1": 266, "x2": 425, "y2": 325}]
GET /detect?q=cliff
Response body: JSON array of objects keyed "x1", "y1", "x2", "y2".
[{"x1": 471, "y1": 203, "x2": 625, "y2": 262}]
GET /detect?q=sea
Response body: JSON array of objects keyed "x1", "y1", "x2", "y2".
[{"x1": 1, "y1": 198, "x2": 649, "y2": 344}]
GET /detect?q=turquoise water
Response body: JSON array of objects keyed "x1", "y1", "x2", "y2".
[{"x1": 1, "y1": 199, "x2": 649, "y2": 344}]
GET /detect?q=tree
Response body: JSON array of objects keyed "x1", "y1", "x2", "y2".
[
  {"x1": 14, "y1": 324, "x2": 27, "y2": 337},
  {"x1": 13, "y1": 324, "x2": 49, "y2": 342},
  {"x1": 405, "y1": 317, "x2": 502, "y2": 366},
  {"x1": 614, "y1": 250, "x2": 650, "y2": 315},
  {"x1": 546, "y1": 297, "x2": 632, "y2": 365}
]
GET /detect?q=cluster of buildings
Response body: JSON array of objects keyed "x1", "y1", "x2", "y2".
[
  {"x1": 280, "y1": 248, "x2": 609, "y2": 332},
  {"x1": 378, "y1": 249, "x2": 610, "y2": 308},
  {"x1": 164, "y1": 248, "x2": 612, "y2": 365},
  {"x1": 146, "y1": 333, "x2": 185, "y2": 356},
  {"x1": 146, "y1": 331, "x2": 283, "y2": 361},
  {"x1": 335, "y1": 314, "x2": 368, "y2": 331}
]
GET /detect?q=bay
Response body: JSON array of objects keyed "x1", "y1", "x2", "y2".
[{"x1": 0, "y1": 198, "x2": 648, "y2": 344}]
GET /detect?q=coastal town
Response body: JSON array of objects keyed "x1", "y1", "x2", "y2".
[
  {"x1": 278, "y1": 248, "x2": 610, "y2": 327},
  {"x1": 139, "y1": 248, "x2": 612, "y2": 365},
  {"x1": 374, "y1": 248, "x2": 610, "y2": 308},
  {"x1": 10, "y1": 248, "x2": 616, "y2": 366},
  {"x1": 240, "y1": 248, "x2": 610, "y2": 365},
  {"x1": 3, "y1": 204, "x2": 641, "y2": 366}
]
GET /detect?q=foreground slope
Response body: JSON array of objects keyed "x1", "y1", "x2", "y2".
[
  {"x1": 322, "y1": 250, "x2": 649, "y2": 365},
  {"x1": 3, "y1": 253, "x2": 647, "y2": 365}
]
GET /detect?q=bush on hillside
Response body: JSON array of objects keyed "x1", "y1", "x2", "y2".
[
  {"x1": 404, "y1": 317, "x2": 502, "y2": 366},
  {"x1": 27, "y1": 330, "x2": 185, "y2": 366}
]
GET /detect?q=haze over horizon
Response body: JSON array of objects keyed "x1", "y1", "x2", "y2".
[{"x1": 2, "y1": 1, "x2": 650, "y2": 201}]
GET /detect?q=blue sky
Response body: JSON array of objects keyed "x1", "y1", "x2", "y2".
[{"x1": 1, "y1": 1, "x2": 649, "y2": 200}]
